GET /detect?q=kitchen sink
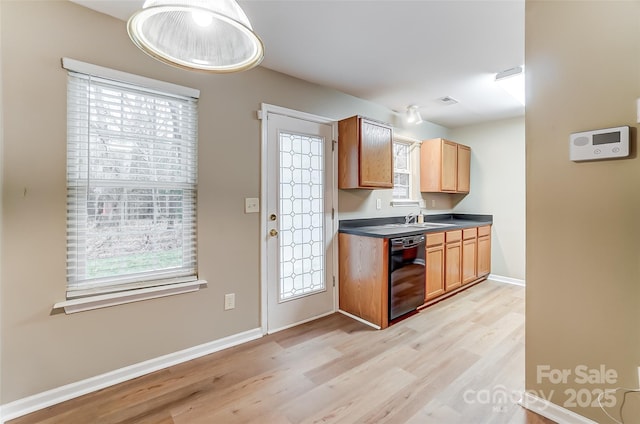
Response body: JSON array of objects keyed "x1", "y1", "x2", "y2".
[
  {"x1": 379, "y1": 222, "x2": 456, "y2": 229},
  {"x1": 410, "y1": 222, "x2": 456, "y2": 228}
]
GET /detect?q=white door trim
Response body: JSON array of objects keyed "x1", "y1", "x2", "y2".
[{"x1": 258, "y1": 103, "x2": 338, "y2": 335}]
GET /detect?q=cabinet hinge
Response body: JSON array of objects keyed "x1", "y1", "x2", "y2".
[
  {"x1": 331, "y1": 208, "x2": 335, "y2": 220},
  {"x1": 333, "y1": 276, "x2": 336, "y2": 287}
]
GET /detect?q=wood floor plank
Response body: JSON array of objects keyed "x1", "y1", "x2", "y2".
[{"x1": 8, "y1": 280, "x2": 556, "y2": 424}]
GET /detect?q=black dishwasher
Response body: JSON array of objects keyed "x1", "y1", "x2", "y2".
[{"x1": 389, "y1": 235, "x2": 426, "y2": 321}]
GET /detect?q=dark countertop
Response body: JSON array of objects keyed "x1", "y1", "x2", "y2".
[{"x1": 339, "y1": 213, "x2": 492, "y2": 238}]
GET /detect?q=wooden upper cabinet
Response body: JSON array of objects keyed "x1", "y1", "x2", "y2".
[
  {"x1": 338, "y1": 116, "x2": 393, "y2": 189},
  {"x1": 420, "y1": 138, "x2": 471, "y2": 193}
]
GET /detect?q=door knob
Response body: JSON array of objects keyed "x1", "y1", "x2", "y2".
[{"x1": 269, "y1": 229, "x2": 278, "y2": 237}]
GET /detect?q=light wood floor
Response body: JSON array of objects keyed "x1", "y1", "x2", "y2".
[{"x1": 10, "y1": 280, "x2": 555, "y2": 424}]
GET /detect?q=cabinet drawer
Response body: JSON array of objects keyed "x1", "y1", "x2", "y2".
[
  {"x1": 462, "y1": 228, "x2": 477, "y2": 240},
  {"x1": 478, "y1": 225, "x2": 491, "y2": 237},
  {"x1": 445, "y1": 230, "x2": 462, "y2": 243},
  {"x1": 426, "y1": 232, "x2": 445, "y2": 246}
]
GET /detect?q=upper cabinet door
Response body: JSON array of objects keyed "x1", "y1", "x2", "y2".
[
  {"x1": 359, "y1": 118, "x2": 393, "y2": 188},
  {"x1": 338, "y1": 116, "x2": 393, "y2": 189},
  {"x1": 457, "y1": 144, "x2": 471, "y2": 193},
  {"x1": 441, "y1": 140, "x2": 458, "y2": 192}
]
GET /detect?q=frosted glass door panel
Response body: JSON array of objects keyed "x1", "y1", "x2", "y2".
[{"x1": 279, "y1": 132, "x2": 325, "y2": 301}]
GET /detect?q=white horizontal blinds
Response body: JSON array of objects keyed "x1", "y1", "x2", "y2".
[{"x1": 66, "y1": 68, "x2": 198, "y2": 297}]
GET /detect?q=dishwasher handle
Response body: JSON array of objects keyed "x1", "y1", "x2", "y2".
[{"x1": 390, "y1": 235, "x2": 425, "y2": 251}]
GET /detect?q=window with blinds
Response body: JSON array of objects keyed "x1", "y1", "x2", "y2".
[{"x1": 65, "y1": 60, "x2": 199, "y2": 298}]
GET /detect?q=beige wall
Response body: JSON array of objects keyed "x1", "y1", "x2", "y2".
[
  {"x1": 526, "y1": 1, "x2": 640, "y2": 421},
  {"x1": 0, "y1": 0, "x2": 442, "y2": 402},
  {"x1": 450, "y1": 117, "x2": 525, "y2": 280}
]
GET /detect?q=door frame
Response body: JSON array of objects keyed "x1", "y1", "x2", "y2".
[{"x1": 259, "y1": 103, "x2": 338, "y2": 335}]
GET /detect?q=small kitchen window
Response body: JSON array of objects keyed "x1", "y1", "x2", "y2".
[
  {"x1": 391, "y1": 137, "x2": 422, "y2": 207},
  {"x1": 393, "y1": 141, "x2": 411, "y2": 200},
  {"x1": 56, "y1": 58, "x2": 205, "y2": 314}
]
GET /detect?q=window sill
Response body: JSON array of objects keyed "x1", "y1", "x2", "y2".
[
  {"x1": 53, "y1": 280, "x2": 207, "y2": 314},
  {"x1": 391, "y1": 199, "x2": 423, "y2": 207}
]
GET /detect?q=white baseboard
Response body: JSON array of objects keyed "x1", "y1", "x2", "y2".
[
  {"x1": 267, "y1": 310, "x2": 336, "y2": 334},
  {"x1": 0, "y1": 328, "x2": 263, "y2": 423},
  {"x1": 488, "y1": 273, "x2": 526, "y2": 286},
  {"x1": 519, "y1": 392, "x2": 598, "y2": 424},
  {"x1": 337, "y1": 309, "x2": 381, "y2": 330}
]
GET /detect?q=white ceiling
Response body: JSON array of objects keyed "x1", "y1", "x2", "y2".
[{"x1": 70, "y1": 0, "x2": 525, "y2": 128}]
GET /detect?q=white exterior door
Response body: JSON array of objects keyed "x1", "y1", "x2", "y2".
[{"x1": 263, "y1": 108, "x2": 335, "y2": 333}]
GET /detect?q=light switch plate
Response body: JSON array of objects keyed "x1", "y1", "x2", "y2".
[
  {"x1": 224, "y1": 293, "x2": 235, "y2": 310},
  {"x1": 245, "y1": 197, "x2": 259, "y2": 213}
]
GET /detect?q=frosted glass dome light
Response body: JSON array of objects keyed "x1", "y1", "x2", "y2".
[{"x1": 128, "y1": 0, "x2": 264, "y2": 73}]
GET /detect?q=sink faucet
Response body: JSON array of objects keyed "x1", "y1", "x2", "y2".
[{"x1": 405, "y1": 212, "x2": 417, "y2": 224}]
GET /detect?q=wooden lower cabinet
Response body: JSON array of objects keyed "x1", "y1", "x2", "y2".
[
  {"x1": 424, "y1": 233, "x2": 445, "y2": 301},
  {"x1": 339, "y1": 225, "x2": 492, "y2": 326},
  {"x1": 477, "y1": 225, "x2": 492, "y2": 277},
  {"x1": 444, "y1": 230, "x2": 462, "y2": 291},
  {"x1": 338, "y1": 233, "x2": 389, "y2": 328},
  {"x1": 462, "y1": 227, "x2": 478, "y2": 285},
  {"x1": 423, "y1": 225, "x2": 492, "y2": 306}
]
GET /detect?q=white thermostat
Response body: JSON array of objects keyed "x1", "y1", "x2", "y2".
[{"x1": 569, "y1": 126, "x2": 629, "y2": 161}]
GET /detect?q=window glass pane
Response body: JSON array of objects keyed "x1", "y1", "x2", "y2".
[
  {"x1": 393, "y1": 142, "x2": 411, "y2": 199},
  {"x1": 85, "y1": 187, "x2": 186, "y2": 280},
  {"x1": 394, "y1": 143, "x2": 409, "y2": 171},
  {"x1": 394, "y1": 173, "x2": 409, "y2": 186},
  {"x1": 393, "y1": 185, "x2": 410, "y2": 199}
]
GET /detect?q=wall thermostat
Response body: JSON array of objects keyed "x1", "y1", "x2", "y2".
[{"x1": 569, "y1": 126, "x2": 629, "y2": 161}]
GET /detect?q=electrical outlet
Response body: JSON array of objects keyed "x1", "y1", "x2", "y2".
[
  {"x1": 376, "y1": 198, "x2": 382, "y2": 210},
  {"x1": 431, "y1": 199, "x2": 436, "y2": 207},
  {"x1": 224, "y1": 293, "x2": 235, "y2": 310}
]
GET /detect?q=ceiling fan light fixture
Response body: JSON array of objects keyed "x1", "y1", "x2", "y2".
[
  {"x1": 406, "y1": 105, "x2": 423, "y2": 125},
  {"x1": 495, "y1": 66, "x2": 525, "y2": 105},
  {"x1": 127, "y1": 0, "x2": 264, "y2": 73}
]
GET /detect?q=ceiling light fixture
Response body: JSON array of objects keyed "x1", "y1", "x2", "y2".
[
  {"x1": 127, "y1": 0, "x2": 264, "y2": 73},
  {"x1": 439, "y1": 96, "x2": 459, "y2": 106},
  {"x1": 406, "y1": 105, "x2": 423, "y2": 125},
  {"x1": 495, "y1": 66, "x2": 525, "y2": 105}
]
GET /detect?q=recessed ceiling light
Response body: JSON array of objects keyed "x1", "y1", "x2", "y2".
[{"x1": 439, "y1": 96, "x2": 459, "y2": 105}]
